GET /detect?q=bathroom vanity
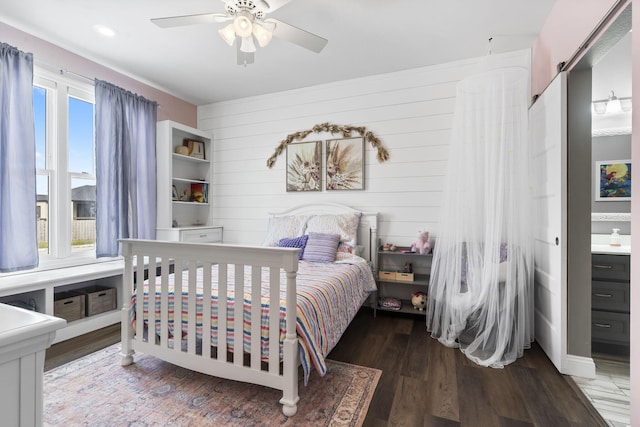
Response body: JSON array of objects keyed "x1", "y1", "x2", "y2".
[{"x1": 591, "y1": 234, "x2": 631, "y2": 354}]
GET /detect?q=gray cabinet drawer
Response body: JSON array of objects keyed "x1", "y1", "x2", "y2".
[
  {"x1": 591, "y1": 254, "x2": 630, "y2": 281},
  {"x1": 181, "y1": 227, "x2": 222, "y2": 243},
  {"x1": 592, "y1": 310, "x2": 630, "y2": 345},
  {"x1": 591, "y1": 281, "x2": 629, "y2": 312}
]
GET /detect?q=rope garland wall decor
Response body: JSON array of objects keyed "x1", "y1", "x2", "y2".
[{"x1": 266, "y1": 122, "x2": 389, "y2": 168}]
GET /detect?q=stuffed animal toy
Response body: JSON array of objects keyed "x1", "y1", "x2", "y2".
[
  {"x1": 411, "y1": 292, "x2": 427, "y2": 311},
  {"x1": 382, "y1": 243, "x2": 397, "y2": 251},
  {"x1": 411, "y1": 230, "x2": 431, "y2": 254}
]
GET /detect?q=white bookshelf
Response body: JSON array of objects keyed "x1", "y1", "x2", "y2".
[{"x1": 156, "y1": 120, "x2": 221, "y2": 242}]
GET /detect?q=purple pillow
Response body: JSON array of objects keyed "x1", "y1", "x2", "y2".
[
  {"x1": 277, "y1": 235, "x2": 309, "y2": 260},
  {"x1": 302, "y1": 232, "x2": 341, "y2": 262}
]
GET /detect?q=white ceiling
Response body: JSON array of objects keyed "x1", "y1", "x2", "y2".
[{"x1": 0, "y1": 0, "x2": 558, "y2": 105}]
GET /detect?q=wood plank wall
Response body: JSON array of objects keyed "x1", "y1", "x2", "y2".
[{"x1": 197, "y1": 50, "x2": 530, "y2": 248}]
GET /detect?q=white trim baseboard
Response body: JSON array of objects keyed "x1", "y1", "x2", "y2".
[{"x1": 562, "y1": 354, "x2": 596, "y2": 379}]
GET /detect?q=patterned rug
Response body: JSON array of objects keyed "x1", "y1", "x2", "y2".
[{"x1": 43, "y1": 343, "x2": 380, "y2": 426}]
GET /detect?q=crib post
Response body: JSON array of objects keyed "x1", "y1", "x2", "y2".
[
  {"x1": 120, "y1": 241, "x2": 134, "y2": 366},
  {"x1": 280, "y1": 268, "x2": 299, "y2": 416}
]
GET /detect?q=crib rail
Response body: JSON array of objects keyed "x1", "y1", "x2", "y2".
[{"x1": 119, "y1": 239, "x2": 301, "y2": 416}]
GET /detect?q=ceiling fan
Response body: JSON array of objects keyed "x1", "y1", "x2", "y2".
[{"x1": 151, "y1": 0, "x2": 328, "y2": 66}]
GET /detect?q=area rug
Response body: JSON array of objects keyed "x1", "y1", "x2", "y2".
[{"x1": 43, "y1": 343, "x2": 381, "y2": 426}]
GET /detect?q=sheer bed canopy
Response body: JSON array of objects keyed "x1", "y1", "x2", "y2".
[{"x1": 426, "y1": 56, "x2": 534, "y2": 368}]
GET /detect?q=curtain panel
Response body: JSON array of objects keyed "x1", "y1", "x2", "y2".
[
  {"x1": 0, "y1": 43, "x2": 38, "y2": 272},
  {"x1": 95, "y1": 80, "x2": 157, "y2": 257}
]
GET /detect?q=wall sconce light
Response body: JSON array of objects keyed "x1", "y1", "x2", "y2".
[{"x1": 592, "y1": 91, "x2": 632, "y2": 115}]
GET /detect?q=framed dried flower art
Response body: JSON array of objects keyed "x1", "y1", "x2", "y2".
[
  {"x1": 286, "y1": 141, "x2": 322, "y2": 192},
  {"x1": 326, "y1": 137, "x2": 364, "y2": 190}
]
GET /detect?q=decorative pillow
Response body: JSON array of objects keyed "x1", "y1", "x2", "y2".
[
  {"x1": 302, "y1": 232, "x2": 341, "y2": 263},
  {"x1": 277, "y1": 235, "x2": 309, "y2": 260},
  {"x1": 305, "y1": 212, "x2": 361, "y2": 248},
  {"x1": 262, "y1": 215, "x2": 309, "y2": 246}
]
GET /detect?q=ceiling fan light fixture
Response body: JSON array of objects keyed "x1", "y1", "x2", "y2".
[
  {"x1": 240, "y1": 36, "x2": 257, "y2": 53},
  {"x1": 234, "y1": 15, "x2": 253, "y2": 38},
  {"x1": 252, "y1": 22, "x2": 273, "y2": 47},
  {"x1": 218, "y1": 23, "x2": 236, "y2": 46}
]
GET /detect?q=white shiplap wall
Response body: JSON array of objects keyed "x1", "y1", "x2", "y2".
[{"x1": 198, "y1": 50, "x2": 530, "y2": 247}]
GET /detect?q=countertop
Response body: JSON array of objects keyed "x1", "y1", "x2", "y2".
[{"x1": 591, "y1": 234, "x2": 631, "y2": 255}]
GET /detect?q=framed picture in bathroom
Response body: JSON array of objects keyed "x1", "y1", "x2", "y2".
[{"x1": 595, "y1": 160, "x2": 631, "y2": 201}]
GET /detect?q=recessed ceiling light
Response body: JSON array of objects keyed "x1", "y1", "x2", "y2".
[{"x1": 94, "y1": 25, "x2": 116, "y2": 37}]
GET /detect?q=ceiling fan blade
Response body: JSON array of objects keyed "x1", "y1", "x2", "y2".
[
  {"x1": 257, "y1": 0, "x2": 293, "y2": 13},
  {"x1": 151, "y1": 13, "x2": 230, "y2": 28},
  {"x1": 267, "y1": 19, "x2": 327, "y2": 53}
]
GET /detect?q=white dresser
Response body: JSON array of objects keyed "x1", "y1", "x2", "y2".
[{"x1": 0, "y1": 303, "x2": 65, "y2": 427}]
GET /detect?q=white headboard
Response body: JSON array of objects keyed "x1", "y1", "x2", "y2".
[{"x1": 269, "y1": 203, "x2": 378, "y2": 266}]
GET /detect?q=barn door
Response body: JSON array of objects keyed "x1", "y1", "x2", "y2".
[{"x1": 529, "y1": 72, "x2": 568, "y2": 372}]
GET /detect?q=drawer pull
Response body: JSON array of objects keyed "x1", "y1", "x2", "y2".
[
  {"x1": 593, "y1": 293, "x2": 612, "y2": 298},
  {"x1": 593, "y1": 264, "x2": 613, "y2": 269},
  {"x1": 199, "y1": 234, "x2": 208, "y2": 238},
  {"x1": 593, "y1": 323, "x2": 612, "y2": 328}
]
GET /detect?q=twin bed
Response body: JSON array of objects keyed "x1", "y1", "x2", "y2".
[{"x1": 120, "y1": 203, "x2": 378, "y2": 416}]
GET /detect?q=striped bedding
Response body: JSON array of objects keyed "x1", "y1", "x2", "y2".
[{"x1": 133, "y1": 254, "x2": 376, "y2": 383}]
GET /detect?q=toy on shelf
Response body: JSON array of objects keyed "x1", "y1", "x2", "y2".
[
  {"x1": 379, "y1": 296, "x2": 402, "y2": 311},
  {"x1": 411, "y1": 292, "x2": 427, "y2": 311},
  {"x1": 411, "y1": 230, "x2": 431, "y2": 255},
  {"x1": 403, "y1": 262, "x2": 413, "y2": 273},
  {"x1": 382, "y1": 242, "x2": 397, "y2": 251}
]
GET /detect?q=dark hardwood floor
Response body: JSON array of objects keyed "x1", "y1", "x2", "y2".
[
  {"x1": 45, "y1": 323, "x2": 120, "y2": 371},
  {"x1": 45, "y1": 309, "x2": 606, "y2": 426},
  {"x1": 328, "y1": 309, "x2": 606, "y2": 427}
]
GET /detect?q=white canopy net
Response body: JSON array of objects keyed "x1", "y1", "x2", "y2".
[{"x1": 426, "y1": 63, "x2": 535, "y2": 368}]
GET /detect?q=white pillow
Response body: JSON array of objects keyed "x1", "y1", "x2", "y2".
[
  {"x1": 305, "y1": 212, "x2": 361, "y2": 248},
  {"x1": 262, "y1": 215, "x2": 309, "y2": 246}
]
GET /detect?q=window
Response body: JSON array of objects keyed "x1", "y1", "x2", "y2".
[
  {"x1": 34, "y1": 86, "x2": 49, "y2": 253},
  {"x1": 34, "y1": 69, "x2": 96, "y2": 259}
]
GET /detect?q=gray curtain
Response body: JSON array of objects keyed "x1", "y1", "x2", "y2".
[
  {"x1": 95, "y1": 80, "x2": 157, "y2": 257},
  {"x1": 0, "y1": 43, "x2": 38, "y2": 272}
]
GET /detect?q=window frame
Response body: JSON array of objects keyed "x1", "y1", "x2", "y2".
[{"x1": 34, "y1": 68, "x2": 97, "y2": 261}]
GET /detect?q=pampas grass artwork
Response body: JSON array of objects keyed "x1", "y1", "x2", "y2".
[
  {"x1": 326, "y1": 138, "x2": 364, "y2": 190},
  {"x1": 286, "y1": 141, "x2": 322, "y2": 192}
]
